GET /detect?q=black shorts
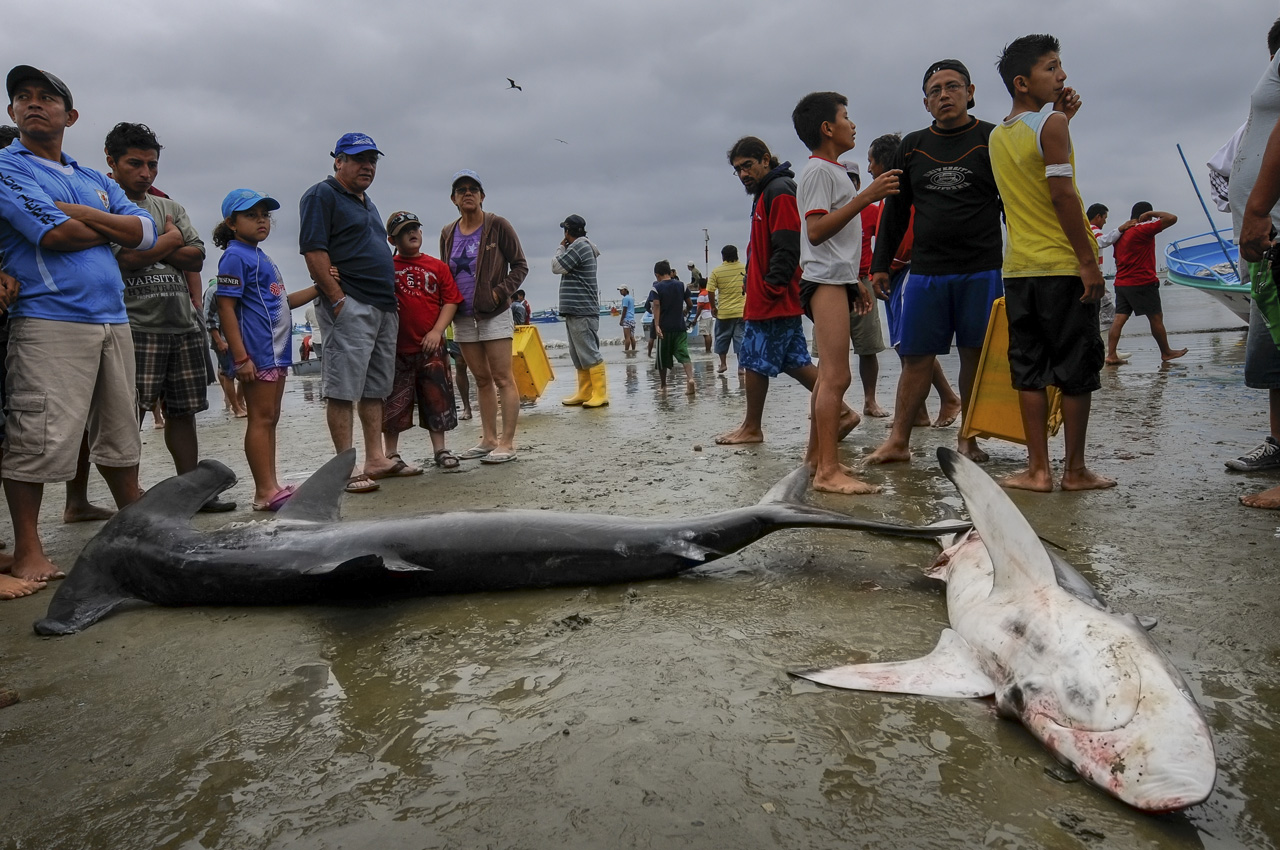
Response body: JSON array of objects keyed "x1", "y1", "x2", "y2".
[
  {"x1": 798, "y1": 278, "x2": 861, "y2": 321},
  {"x1": 1114, "y1": 282, "x2": 1162, "y2": 317},
  {"x1": 1004, "y1": 276, "x2": 1104, "y2": 396}
]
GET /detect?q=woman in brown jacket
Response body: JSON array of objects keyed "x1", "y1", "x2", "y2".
[{"x1": 439, "y1": 169, "x2": 529, "y2": 463}]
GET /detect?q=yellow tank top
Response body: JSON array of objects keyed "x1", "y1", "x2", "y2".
[{"x1": 989, "y1": 109, "x2": 1097, "y2": 278}]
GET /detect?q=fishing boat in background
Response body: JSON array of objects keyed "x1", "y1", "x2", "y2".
[
  {"x1": 1164, "y1": 228, "x2": 1251, "y2": 323},
  {"x1": 530, "y1": 309, "x2": 560, "y2": 324}
]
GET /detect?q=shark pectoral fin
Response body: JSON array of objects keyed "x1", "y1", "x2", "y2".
[
  {"x1": 276, "y1": 449, "x2": 358, "y2": 523},
  {"x1": 662, "y1": 539, "x2": 722, "y2": 563},
  {"x1": 792, "y1": 629, "x2": 996, "y2": 698},
  {"x1": 381, "y1": 557, "x2": 429, "y2": 573},
  {"x1": 302, "y1": 554, "x2": 385, "y2": 576}
]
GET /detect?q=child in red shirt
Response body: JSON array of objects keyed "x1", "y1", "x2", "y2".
[{"x1": 383, "y1": 211, "x2": 465, "y2": 469}]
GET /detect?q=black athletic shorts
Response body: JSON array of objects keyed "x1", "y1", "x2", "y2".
[
  {"x1": 1114, "y1": 282, "x2": 1162, "y2": 317},
  {"x1": 798, "y1": 278, "x2": 862, "y2": 321},
  {"x1": 1004, "y1": 276, "x2": 1104, "y2": 396}
]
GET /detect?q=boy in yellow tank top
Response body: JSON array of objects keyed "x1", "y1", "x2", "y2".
[{"x1": 989, "y1": 34, "x2": 1115, "y2": 493}]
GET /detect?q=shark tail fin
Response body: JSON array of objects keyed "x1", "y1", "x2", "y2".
[
  {"x1": 936, "y1": 446, "x2": 1055, "y2": 591},
  {"x1": 276, "y1": 449, "x2": 357, "y2": 523}
]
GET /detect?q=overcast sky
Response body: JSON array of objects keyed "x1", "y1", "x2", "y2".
[{"x1": 3, "y1": 0, "x2": 1274, "y2": 312}]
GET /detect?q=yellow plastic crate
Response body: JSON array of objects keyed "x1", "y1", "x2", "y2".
[
  {"x1": 961, "y1": 297, "x2": 1063, "y2": 445},
  {"x1": 511, "y1": 324, "x2": 555, "y2": 402}
]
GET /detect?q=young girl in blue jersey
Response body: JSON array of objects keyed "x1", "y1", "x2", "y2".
[{"x1": 214, "y1": 189, "x2": 317, "y2": 511}]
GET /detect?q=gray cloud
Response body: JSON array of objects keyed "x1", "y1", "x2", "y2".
[{"x1": 3, "y1": 0, "x2": 1273, "y2": 309}]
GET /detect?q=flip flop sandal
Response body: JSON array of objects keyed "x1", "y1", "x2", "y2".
[
  {"x1": 457, "y1": 446, "x2": 493, "y2": 460},
  {"x1": 252, "y1": 485, "x2": 297, "y2": 512},
  {"x1": 368, "y1": 456, "x2": 424, "y2": 479},
  {"x1": 480, "y1": 451, "x2": 518, "y2": 464},
  {"x1": 434, "y1": 449, "x2": 460, "y2": 469},
  {"x1": 344, "y1": 475, "x2": 381, "y2": 494}
]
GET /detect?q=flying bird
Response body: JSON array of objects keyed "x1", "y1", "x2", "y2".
[
  {"x1": 507, "y1": 78, "x2": 522, "y2": 91},
  {"x1": 555, "y1": 138, "x2": 569, "y2": 145}
]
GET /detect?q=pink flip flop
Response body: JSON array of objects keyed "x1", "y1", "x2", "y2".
[{"x1": 252, "y1": 485, "x2": 297, "y2": 512}]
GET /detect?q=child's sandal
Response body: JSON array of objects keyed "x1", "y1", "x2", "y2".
[{"x1": 434, "y1": 449, "x2": 460, "y2": 470}]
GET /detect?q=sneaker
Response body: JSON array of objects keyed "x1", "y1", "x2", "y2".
[{"x1": 1225, "y1": 436, "x2": 1280, "y2": 472}]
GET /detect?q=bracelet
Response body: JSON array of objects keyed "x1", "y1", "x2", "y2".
[
  {"x1": 234, "y1": 356, "x2": 251, "y2": 367},
  {"x1": 333, "y1": 296, "x2": 347, "y2": 307}
]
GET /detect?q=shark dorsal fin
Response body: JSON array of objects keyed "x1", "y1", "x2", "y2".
[
  {"x1": 937, "y1": 447, "x2": 1055, "y2": 592},
  {"x1": 276, "y1": 449, "x2": 357, "y2": 523}
]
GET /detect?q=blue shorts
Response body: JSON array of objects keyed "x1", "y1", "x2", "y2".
[
  {"x1": 740, "y1": 316, "x2": 812, "y2": 377},
  {"x1": 898, "y1": 268, "x2": 1003, "y2": 356},
  {"x1": 885, "y1": 265, "x2": 910, "y2": 348}
]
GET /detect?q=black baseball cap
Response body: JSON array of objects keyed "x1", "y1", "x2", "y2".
[
  {"x1": 922, "y1": 59, "x2": 975, "y2": 109},
  {"x1": 6, "y1": 65, "x2": 72, "y2": 110},
  {"x1": 560, "y1": 214, "x2": 587, "y2": 231}
]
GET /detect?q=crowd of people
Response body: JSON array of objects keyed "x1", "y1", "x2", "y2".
[{"x1": 1, "y1": 24, "x2": 1278, "y2": 601}]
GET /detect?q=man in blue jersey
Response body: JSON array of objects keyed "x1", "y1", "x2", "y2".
[{"x1": 0, "y1": 66, "x2": 158, "y2": 588}]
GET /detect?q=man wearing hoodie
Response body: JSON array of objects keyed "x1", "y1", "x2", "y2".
[
  {"x1": 714, "y1": 136, "x2": 858, "y2": 446},
  {"x1": 555, "y1": 214, "x2": 607, "y2": 408}
]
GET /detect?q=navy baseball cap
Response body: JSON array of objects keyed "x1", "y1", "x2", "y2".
[
  {"x1": 332, "y1": 132, "x2": 382, "y2": 157},
  {"x1": 221, "y1": 188, "x2": 280, "y2": 219},
  {"x1": 6, "y1": 65, "x2": 72, "y2": 109},
  {"x1": 560, "y1": 214, "x2": 587, "y2": 231}
]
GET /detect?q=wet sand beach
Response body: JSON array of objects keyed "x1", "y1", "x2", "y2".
[{"x1": 1, "y1": 286, "x2": 1277, "y2": 849}]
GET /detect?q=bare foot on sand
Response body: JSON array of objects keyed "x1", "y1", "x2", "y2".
[
  {"x1": 958, "y1": 437, "x2": 989, "y2": 463},
  {"x1": 715, "y1": 426, "x2": 764, "y2": 445},
  {"x1": 838, "y1": 408, "x2": 861, "y2": 441},
  {"x1": 1061, "y1": 467, "x2": 1118, "y2": 491},
  {"x1": 64, "y1": 503, "x2": 116, "y2": 524},
  {"x1": 1161, "y1": 348, "x2": 1188, "y2": 362},
  {"x1": 865, "y1": 441, "x2": 912, "y2": 465},
  {"x1": 864, "y1": 400, "x2": 889, "y2": 418},
  {"x1": 1241, "y1": 484, "x2": 1280, "y2": 509},
  {"x1": 934, "y1": 397, "x2": 961, "y2": 428},
  {"x1": 813, "y1": 467, "x2": 882, "y2": 495},
  {"x1": 686, "y1": 380, "x2": 696, "y2": 396},
  {"x1": 234, "y1": 407, "x2": 249, "y2": 418},
  {"x1": 10, "y1": 552, "x2": 64, "y2": 583},
  {"x1": 0, "y1": 573, "x2": 46, "y2": 600},
  {"x1": 1104, "y1": 356, "x2": 1127, "y2": 365},
  {"x1": 999, "y1": 469, "x2": 1054, "y2": 492}
]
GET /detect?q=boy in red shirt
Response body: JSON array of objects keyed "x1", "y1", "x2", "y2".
[
  {"x1": 383, "y1": 211, "x2": 465, "y2": 470},
  {"x1": 1106, "y1": 201, "x2": 1185, "y2": 364}
]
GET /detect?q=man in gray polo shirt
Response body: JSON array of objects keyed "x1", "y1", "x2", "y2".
[{"x1": 299, "y1": 132, "x2": 408, "y2": 492}]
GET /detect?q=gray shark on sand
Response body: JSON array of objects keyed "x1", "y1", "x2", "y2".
[
  {"x1": 35, "y1": 449, "x2": 970, "y2": 636},
  {"x1": 793, "y1": 447, "x2": 1217, "y2": 813}
]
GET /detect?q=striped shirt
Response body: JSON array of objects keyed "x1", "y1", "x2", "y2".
[{"x1": 554, "y1": 236, "x2": 599, "y2": 316}]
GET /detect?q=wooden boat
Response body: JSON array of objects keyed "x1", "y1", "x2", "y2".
[{"x1": 1164, "y1": 228, "x2": 1251, "y2": 322}]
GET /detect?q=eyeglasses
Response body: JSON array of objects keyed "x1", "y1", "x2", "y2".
[
  {"x1": 926, "y1": 81, "x2": 968, "y2": 100},
  {"x1": 453, "y1": 185, "x2": 481, "y2": 195},
  {"x1": 731, "y1": 159, "x2": 757, "y2": 175}
]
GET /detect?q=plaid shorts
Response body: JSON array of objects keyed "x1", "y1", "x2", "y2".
[
  {"x1": 132, "y1": 330, "x2": 210, "y2": 417},
  {"x1": 383, "y1": 349, "x2": 458, "y2": 434}
]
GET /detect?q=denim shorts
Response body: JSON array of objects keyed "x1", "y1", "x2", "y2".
[{"x1": 1245, "y1": 300, "x2": 1280, "y2": 389}]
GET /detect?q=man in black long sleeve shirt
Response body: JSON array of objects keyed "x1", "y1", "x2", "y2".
[{"x1": 866, "y1": 59, "x2": 1005, "y2": 465}]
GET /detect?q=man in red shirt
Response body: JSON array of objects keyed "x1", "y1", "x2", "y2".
[
  {"x1": 1105, "y1": 201, "x2": 1186, "y2": 364},
  {"x1": 714, "y1": 136, "x2": 857, "y2": 445}
]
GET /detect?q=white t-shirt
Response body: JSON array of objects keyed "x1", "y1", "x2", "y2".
[
  {"x1": 797, "y1": 155, "x2": 861, "y2": 284},
  {"x1": 1230, "y1": 52, "x2": 1280, "y2": 237}
]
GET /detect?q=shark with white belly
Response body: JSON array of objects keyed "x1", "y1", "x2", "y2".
[{"x1": 793, "y1": 447, "x2": 1217, "y2": 813}]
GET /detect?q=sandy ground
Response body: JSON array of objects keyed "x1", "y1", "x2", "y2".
[{"x1": 1, "y1": 287, "x2": 1277, "y2": 849}]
